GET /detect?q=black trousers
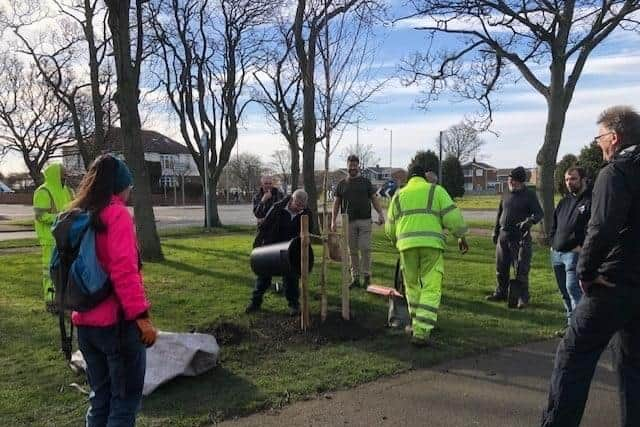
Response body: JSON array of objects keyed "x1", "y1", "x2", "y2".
[
  {"x1": 251, "y1": 274, "x2": 300, "y2": 308},
  {"x1": 541, "y1": 283, "x2": 640, "y2": 427},
  {"x1": 495, "y1": 233, "x2": 532, "y2": 302}
]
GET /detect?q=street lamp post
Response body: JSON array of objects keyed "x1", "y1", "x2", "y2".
[{"x1": 200, "y1": 132, "x2": 211, "y2": 229}]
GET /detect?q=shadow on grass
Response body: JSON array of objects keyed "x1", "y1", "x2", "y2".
[{"x1": 141, "y1": 366, "x2": 263, "y2": 422}]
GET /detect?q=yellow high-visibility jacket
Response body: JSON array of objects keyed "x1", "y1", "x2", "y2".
[
  {"x1": 33, "y1": 164, "x2": 74, "y2": 246},
  {"x1": 385, "y1": 177, "x2": 467, "y2": 251}
]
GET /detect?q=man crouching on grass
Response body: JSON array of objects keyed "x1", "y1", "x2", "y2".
[{"x1": 246, "y1": 189, "x2": 314, "y2": 316}]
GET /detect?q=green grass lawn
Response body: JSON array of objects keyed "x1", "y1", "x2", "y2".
[{"x1": 0, "y1": 228, "x2": 565, "y2": 426}]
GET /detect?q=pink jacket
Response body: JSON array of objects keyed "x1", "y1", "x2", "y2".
[{"x1": 72, "y1": 195, "x2": 151, "y2": 327}]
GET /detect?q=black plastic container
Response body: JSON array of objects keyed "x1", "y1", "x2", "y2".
[{"x1": 250, "y1": 237, "x2": 314, "y2": 277}]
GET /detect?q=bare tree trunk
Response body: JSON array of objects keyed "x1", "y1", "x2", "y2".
[
  {"x1": 84, "y1": 0, "x2": 106, "y2": 156},
  {"x1": 290, "y1": 140, "x2": 300, "y2": 190},
  {"x1": 106, "y1": 0, "x2": 163, "y2": 261},
  {"x1": 536, "y1": 95, "x2": 566, "y2": 241},
  {"x1": 208, "y1": 175, "x2": 222, "y2": 227}
]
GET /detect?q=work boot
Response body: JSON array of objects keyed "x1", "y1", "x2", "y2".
[
  {"x1": 349, "y1": 276, "x2": 360, "y2": 289},
  {"x1": 245, "y1": 301, "x2": 261, "y2": 314},
  {"x1": 362, "y1": 275, "x2": 371, "y2": 288},
  {"x1": 486, "y1": 292, "x2": 507, "y2": 302},
  {"x1": 288, "y1": 305, "x2": 301, "y2": 317}
]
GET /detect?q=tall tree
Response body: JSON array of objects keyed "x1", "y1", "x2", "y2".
[
  {"x1": 148, "y1": 0, "x2": 272, "y2": 227},
  {"x1": 104, "y1": 0, "x2": 163, "y2": 261},
  {"x1": 440, "y1": 121, "x2": 486, "y2": 163},
  {"x1": 0, "y1": 57, "x2": 74, "y2": 185},
  {"x1": 441, "y1": 155, "x2": 464, "y2": 198},
  {"x1": 228, "y1": 153, "x2": 265, "y2": 196},
  {"x1": 5, "y1": 0, "x2": 113, "y2": 166},
  {"x1": 400, "y1": 0, "x2": 640, "y2": 237},
  {"x1": 555, "y1": 153, "x2": 578, "y2": 195},
  {"x1": 254, "y1": 24, "x2": 303, "y2": 191},
  {"x1": 292, "y1": 0, "x2": 383, "y2": 223}
]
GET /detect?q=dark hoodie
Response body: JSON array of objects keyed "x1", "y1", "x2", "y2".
[
  {"x1": 550, "y1": 186, "x2": 592, "y2": 252},
  {"x1": 578, "y1": 145, "x2": 640, "y2": 284},
  {"x1": 252, "y1": 196, "x2": 314, "y2": 248}
]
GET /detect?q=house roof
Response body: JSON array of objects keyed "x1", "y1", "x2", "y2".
[
  {"x1": 67, "y1": 128, "x2": 190, "y2": 155},
  {"x1": 462, "y1": 161, "x2": 497, "y2": 170}
]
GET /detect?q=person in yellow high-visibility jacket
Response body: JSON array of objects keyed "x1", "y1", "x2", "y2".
[
  {"x1": 385, "y1": 164, "x2": 469, "y2": 346},
  {"x1": 33, "y1": 163, "x2": 74, "y2": 311}
]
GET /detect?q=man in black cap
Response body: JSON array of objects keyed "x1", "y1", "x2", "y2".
[{"x1": 487, "y1": 166, "x2": 543, "y2": 308}]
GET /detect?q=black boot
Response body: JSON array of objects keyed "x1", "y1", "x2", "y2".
[
  {"x1": 486, "y1": 292, "x2": 507, "y2": 302},
  {"x1": 245, "y1": 301, "x2": 261, "y2": 313}
]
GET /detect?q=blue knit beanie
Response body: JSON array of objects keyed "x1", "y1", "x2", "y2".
[{"x1": 113, "y1": 157, "x2": 133, "y2": 194}]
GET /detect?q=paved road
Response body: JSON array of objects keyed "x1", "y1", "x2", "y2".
[
  {"x1": 0, "y1": 204, "x2": 496, "y2": 241},
  {"x1": 220, "y1": 339, "x2": 618, "y2": 427}
]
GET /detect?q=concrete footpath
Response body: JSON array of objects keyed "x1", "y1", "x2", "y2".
[{"x1": 220, "y1": 340, "x2": 620, "y2": 427}]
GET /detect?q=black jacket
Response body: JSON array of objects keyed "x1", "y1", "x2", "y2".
[
  {"x1": 550, "y1": 188, "x2": 592, "y2": 252},
  {"x1": 252, "y1": 188, "x2": 284, "y2": 219},
  {"x1": 493, "y1": 187, "x2": 543, "y2": 239},
  {"x1": 578, "y1": 145, "x2": 640, "y2": 284},
  {"x1": 253, "y1": 196, "x2": 314, "y2": 248}
]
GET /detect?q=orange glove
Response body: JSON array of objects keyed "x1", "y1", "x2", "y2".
[{"x1": 135, "y1": 317, "x2": 158, "y2": 347}]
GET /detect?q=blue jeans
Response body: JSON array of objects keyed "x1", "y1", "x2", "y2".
[
  {"x1": 551, "y1": 249, "x2": 582, "y2": 323},
  {"x1": 541, "y1": 284, "x2": 640, "y2": 427},
  {"x1": 78, "y1": 321, "x2": 146, "y2": 427}
]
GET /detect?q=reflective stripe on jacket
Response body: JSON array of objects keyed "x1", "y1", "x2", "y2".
[
  {"x1": 33, "y1": 164, "x2": 73, "y2": 245},
  {"x1": 385, "y1": 177, "x2": 467, "y2": 251}
]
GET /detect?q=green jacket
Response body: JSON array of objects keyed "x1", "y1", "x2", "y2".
[
  {"x1": 33, "y1": 164, "x2": 74, "y2": 245},
  {"x1": 385, "y1": 177, "x2": 467, "y2": 251}
]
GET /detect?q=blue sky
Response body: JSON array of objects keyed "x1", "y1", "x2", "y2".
[{"x1": 2, "y1": 3, "x2": 640, "y2": 175}]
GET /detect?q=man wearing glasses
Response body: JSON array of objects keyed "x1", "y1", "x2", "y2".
[{"x1": 542, "y1": 106, "x2": 640, "y2": 427}]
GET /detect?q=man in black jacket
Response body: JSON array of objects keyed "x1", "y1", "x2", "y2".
[
  {"x1": 487, "y1": 166, "x2": 543, "y2": 308},
  {"x1": 246, "y1": 189, "x2": 314, "y2": 316},
  {"x1": 550, "y1": 166, "x2": 591, "y2": 335},
  {"x1": 252, "y1": 175, "x2": 284, "y2": 223},
  {"x1": 542, "y1": 106, "x2": 640, "y2": 427}
]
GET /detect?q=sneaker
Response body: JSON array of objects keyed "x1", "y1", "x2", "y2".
[
  {"x1": 288, "y1": 306, "x2": 301, "y2": 316},
  {"x1": 362, "y1": 275, "x2": 371, "y2": 288},
  {"x1": 245, "y1": 302, "x2": 261, "y2": 313},
  {"x1": 410, "y1": 336, "x2": 430, "y2": 348},
  {"x1": 349, "y1": 277, "x2": 361, "y2": 289},
  {"x1": 517, "y1": 298, "x2": 528, "y2": 309},
  {"x1": 486, "y1": 293, "x2": 507, "y2": 302}
]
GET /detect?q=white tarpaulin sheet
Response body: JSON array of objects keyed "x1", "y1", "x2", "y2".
[{"x1": 70, "y1": 331, "x2": 220, "y2": 396}]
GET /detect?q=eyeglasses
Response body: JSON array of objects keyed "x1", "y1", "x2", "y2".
[{"x1": 593, "y1": 131, "x2": 614, "y2": 144}]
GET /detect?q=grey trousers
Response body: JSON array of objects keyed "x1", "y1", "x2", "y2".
[
  {"x1": 348, "y1": 219, "x2": 372, "y2": 279},
  {"x1": 495, "y1": 232, "x2": 532, "y2": 302}
]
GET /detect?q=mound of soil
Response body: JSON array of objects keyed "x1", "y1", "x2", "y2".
[
  {"x1": 251, "y1": 311, "x2": 382, "y2": 347},
  {"x1": 206, "y1": 322, "x2": 249, "y2": 345}
]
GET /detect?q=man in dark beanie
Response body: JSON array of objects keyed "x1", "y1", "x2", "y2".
[{"x1": 487, "y1": 165, "x2": 543, "y2": 308}]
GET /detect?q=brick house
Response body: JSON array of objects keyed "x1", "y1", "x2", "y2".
[{"x1": 461, "y1": 160, "x2": 498, "y2": 192}]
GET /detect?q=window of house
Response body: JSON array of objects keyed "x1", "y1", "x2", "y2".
[
  {"x1": 160, "y1": 175, "x2": 176, "y2": 188},
  {"x1": 475, "y1": 169, "x2": 483, "y2": 177},
  {"x1": 160, "y1": 155, "x2": 174, "y2": 171},
  {"x1": 464, "y1": 169, "x2": 473, "y2": 177}
]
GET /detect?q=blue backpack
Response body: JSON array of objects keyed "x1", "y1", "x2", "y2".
[{"x1": 50, "y1": 209, "x2": 112, "y2": 359}]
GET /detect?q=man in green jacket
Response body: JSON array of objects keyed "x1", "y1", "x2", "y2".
[
  {"x1": 33, "y1": 163, "x2": 74, "y2": 311},
  {"x1": 386, "y1": 164, "x2": 469, "y2": 346}
]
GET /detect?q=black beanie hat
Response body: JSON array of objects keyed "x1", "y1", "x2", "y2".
[{"x1": 509, "y1": 166, "x2": 527, "y2": 183}]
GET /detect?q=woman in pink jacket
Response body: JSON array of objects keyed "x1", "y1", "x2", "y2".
[{"x1": 69, "y1": 154, "x2": 157, "y2": 427}]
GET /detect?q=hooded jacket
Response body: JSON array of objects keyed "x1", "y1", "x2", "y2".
[
  {"x1": 33, "y1": 164, "x2": 74, "y2": 245},
  {"x1": 72, "y1": 195, "x2": 151, "y2": 326},
  {"x1": 252, "y1": 196, "x2": 314, "y2": 248},
  {"x1": 578, "y1": 145, "x2": 640, "y2": 284},
  {"x1": 550, "y1": 187, "x2": 592, "y2": 252}
]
